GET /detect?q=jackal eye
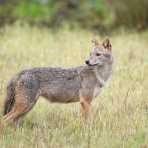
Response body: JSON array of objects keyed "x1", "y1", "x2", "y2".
[{"x1": 96, "y1": 53, "x2": 101, "y2": 56}]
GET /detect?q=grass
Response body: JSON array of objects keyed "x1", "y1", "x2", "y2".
[{"x1": 0, "y1": 23, "x2": 148, "y2": 148}]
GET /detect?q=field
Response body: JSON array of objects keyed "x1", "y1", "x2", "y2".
[{"x1": 0, "y1": 24, "x2": 148, "y2": 148}]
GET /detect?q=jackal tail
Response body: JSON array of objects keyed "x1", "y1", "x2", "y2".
[{"x1": 3, "y1": 80, "x2": 16, "y2": 115}]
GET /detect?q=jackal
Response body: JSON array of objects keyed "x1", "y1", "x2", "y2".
[{"x1": 2, "y1": 38, "x2": 113, "y2": 125}]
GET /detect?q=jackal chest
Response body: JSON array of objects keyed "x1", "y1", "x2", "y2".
[{"x1": 93, "y1": 85, "x2": 101, "y2": 98}]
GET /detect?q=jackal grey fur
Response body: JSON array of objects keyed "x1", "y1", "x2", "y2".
[{"x1": 3, "y1": 38, "x2": 113, "y2": 124}]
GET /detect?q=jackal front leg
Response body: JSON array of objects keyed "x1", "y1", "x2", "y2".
[{"x1": 80, "y1": 95, "x2": 91, "y2": 123}]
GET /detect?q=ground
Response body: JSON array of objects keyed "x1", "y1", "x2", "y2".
[{"x1": 0, "y1": 24, "x2": 148, "y2": 148}]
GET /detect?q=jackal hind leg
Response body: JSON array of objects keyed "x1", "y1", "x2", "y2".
[{"x1": 3, "y1": 93, "x2": 38, "y2": 125}]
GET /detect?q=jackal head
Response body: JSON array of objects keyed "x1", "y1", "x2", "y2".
[{"x1": 85, "y1": 38, "x2": 113, "y2": 66}]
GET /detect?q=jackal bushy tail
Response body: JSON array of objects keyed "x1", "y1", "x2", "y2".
[{"x1": 3, "y1": 80, "x2": 15, "y2": 115}]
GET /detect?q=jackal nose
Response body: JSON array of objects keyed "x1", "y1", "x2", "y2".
[{"x1": 85, "y1": 60, "x2": 89, "y2": 65}]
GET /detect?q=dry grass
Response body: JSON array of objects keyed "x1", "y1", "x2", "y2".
[{"x1": 0, "y1": 24, "x2": 148, "y2": 148}]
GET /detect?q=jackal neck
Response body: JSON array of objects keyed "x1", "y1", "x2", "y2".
[{"x1": 94, "y1": 62, "x2": 113, "y2": 87}]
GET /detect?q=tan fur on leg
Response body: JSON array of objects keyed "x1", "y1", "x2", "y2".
[{"x1": 80, "y1": 96, "x2": 91, "y2": 123}]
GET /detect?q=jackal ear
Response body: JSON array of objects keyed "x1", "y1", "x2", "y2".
[
  {"x1": 92, "y1": 39, "x2": 99, "y2": 46},
  {"x1": 102, "y1": 38, "x2": 112, "y2": 52}
]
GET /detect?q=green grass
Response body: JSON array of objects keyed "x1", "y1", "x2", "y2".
[{"x1": 0, "y1": 24, "x2": 148, "y2": 148}]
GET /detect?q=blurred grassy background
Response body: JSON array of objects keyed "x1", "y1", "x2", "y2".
[{"x1": 0, "y1": 0, "x2": 148, "y2": 31}]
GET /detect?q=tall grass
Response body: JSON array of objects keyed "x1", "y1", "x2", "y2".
[{"x1": 0, "y1": 24, "x2": 148, "y2": 148}]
